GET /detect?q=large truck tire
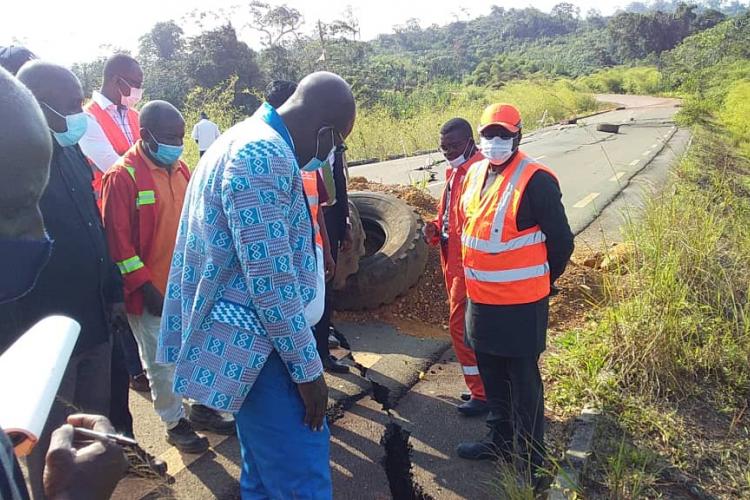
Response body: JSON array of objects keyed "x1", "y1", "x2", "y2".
[{"x1": 332, "y1": 191, "x2": 428, "y2": 311}]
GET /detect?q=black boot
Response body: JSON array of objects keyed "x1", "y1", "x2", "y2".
[
  {"x1": 188, "y1": 404, "x2": 236, "y2": 435},
  {"x1": 166, "y1": 419, "x2": 209, "y2": 454}
]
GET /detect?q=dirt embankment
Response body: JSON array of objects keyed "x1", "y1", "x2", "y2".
[{"x1": 338, "y1": 177, "x2": 605, "y2": 338}]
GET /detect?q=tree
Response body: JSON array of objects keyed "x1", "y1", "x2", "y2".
[
  {"x1": 138, "y1": 21, "x2": 185, "y2": 61},
  {"x1": 247, "y1": 2, "x2": 304, "y2": 48},
  {"x1": 187, "y1": 24, "x2": 263, "y2": 112}
]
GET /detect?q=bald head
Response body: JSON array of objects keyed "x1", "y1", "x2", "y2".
[
  {"x1": 140, "y1": 100, "x2": 185, "y2": 167},
  {"x1": 17, "y1": 61, "x2": 84, "y2": 133},
  {"x1": 278, "y1": 72, "x2": 356, "y2": 167},
  {"x1": 0, "y1": 67, "x2": 52, "y2": 239}
]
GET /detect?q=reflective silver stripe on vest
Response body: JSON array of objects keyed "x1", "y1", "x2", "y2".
[
  {"x1": 307, "y1": 195, "x2": 319, "y2": 206},
  {"x1": 488, "y1": 157, "x2": 533, "y2": 237},
  {"x1": 465, "y1": 262, "x2": 550, "y2": 283},
  {"x1": 462, "y1": 230, "x2": 546, "y2": 253}
]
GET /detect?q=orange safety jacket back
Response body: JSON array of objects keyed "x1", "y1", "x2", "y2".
[
  {"x1": 460, "y1": 151, "x2": 556, "y2": 305},
  {"x1": 301, "y1": 170, "x2": 324, "y2": 248},
  {"x1": 85, "y1": 101, "x2": 141, "y2": 199},
  {"x1": 101, "y1": 144, "x2": 190, "y2": 314}
]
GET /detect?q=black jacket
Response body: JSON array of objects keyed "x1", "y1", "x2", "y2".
[
  {"x1": 322, "y1": 150, "x2": 350, "y2": 239},
  {"x1": 0, "y1": 142, "x2": 122, "y2": 354},
  {"x1": 465, "y1": 167, "x2": 574, "y2": 358}
]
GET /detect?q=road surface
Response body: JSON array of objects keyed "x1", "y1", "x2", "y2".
[
  {"x1": 113, "y1": 95, "x2": 684, "y2": 499},
  {"x1": 349, "y1": 95, "x2": 681, "y2": 234}
]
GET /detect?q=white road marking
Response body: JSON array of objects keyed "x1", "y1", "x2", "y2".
[
  {"x1": 573, "y1": 192, "x2": 600, "y2": 208},
  {"x1": 651, "y1": 143, "x2": 659, "y2": 149},
  {"x1": 642, "y1": 150, "x2": 652, "y2": 156},
  {"x1": 629, "y1": 159, "x2": 640, "y2": 166},
  {"x1": 609, "y1": 172, "x2": 626, "y2": 182}
]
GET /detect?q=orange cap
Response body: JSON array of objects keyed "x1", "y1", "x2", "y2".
[{"x1": 478, "y1": 103, "x2": 522, "y2": 133}]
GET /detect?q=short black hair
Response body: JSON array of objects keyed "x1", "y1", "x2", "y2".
[
  {"x1": 103, "y1": 53, "x2": 139, "y2": 82},
  {"x1": 266, "y1": 80, "x2": 297, "y2": 108},
  {"x1": 0, "y1": 45, "x2": 37, "y2": 75},
  {"x1": 440, "y1": 117, "x2": 473, "y2": 139},
  {"x1": 200, "y1": 111, "x2": 208, "y2": 119}
]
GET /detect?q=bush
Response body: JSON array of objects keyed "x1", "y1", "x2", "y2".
[
  {"x1": 577, "y1": 66, "x2": 663, "y2": 95},
  {"x1": 720, "y1": 80, "x2": 750, "y2": 155}
]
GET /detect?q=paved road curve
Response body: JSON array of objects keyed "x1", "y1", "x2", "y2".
[{"x1": 349, "y1": 95, "x2": 680, "y2": 234}]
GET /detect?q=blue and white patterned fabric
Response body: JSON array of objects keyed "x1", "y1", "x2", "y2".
[{"x1": 157, "y1": 103, "x2": 323, "y2": 412}]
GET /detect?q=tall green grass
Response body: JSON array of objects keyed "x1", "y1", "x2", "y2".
[{"x1": 346, "y1": 80, "x2": 599, "y2": 162}]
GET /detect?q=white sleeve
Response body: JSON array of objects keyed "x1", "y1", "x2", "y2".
[
  {"x1": 191, "y1": 124, "x2": 199, "y2": 140},
  {"x1": 78, "y1": 115, "x2": 121, "y2": 173},
  {"x1": 213, "y1": 123, "x2": 221, "y2": 139}
]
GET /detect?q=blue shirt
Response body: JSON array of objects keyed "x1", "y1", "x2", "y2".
[{"x1": 157, "y1": 104, "x2": 323, "y2": 412}]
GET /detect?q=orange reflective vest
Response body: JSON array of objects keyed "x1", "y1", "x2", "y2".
[
  {"x1": 85, "y1": 101, "x2": 140, "y2": 200},
  {"x1": 460, "y1": 152, "x2": 556, "y2": 305},
  {"x1": 301, "y1": 170, "x2": 324, "y2": 248}
]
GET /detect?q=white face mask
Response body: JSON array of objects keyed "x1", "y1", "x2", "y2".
[
  {"x1": 444, "y1": 141, "x2": 472, "y2": 169},
  {"x1": 119, "y1": 78, "x2": 143, "y2": 108},
  {"x1": 479, "y1": 136, "x2": 515, "y2": 165}
]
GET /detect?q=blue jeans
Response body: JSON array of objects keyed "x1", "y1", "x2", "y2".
[{"x1": 235, "y1": 352, "x2": 332, "y2": 499}]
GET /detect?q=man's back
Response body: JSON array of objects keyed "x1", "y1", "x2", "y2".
[{"x1": 191, "y1": 119, "x2": 220, "y2": 152}]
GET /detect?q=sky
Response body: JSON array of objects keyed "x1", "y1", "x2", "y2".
[{"x1": 2, "y1": 0, "x2": 627, "y2": 66}]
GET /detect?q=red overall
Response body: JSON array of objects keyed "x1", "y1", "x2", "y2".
[{"x1": 427, "y1": 151, "x2": 486, "y2": 400}]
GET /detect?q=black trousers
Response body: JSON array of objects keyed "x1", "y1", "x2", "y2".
[
  {"x1": 109, "y1": 330, "x2": 134, "y2": 436},
  {"x1": 313, "y1": 220, "x2": 343, "y2": 359},
  {"x1": 475, "y1": 351, "x2": 545, "y2": 469}
]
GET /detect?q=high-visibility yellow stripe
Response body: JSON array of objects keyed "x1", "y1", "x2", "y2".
[
  {"x1": 124, "y1": 165, "x2": 136, "y2": 180},
  {"x1": 137, "y1": 190, "x2": 155, "y2": 206},
  {"x1": 117, "y1": 255, "x2": 145, "y2": 274}
]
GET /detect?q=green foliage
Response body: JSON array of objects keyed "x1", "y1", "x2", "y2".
[
  {"x1": 180, "y1": 77, "x2": 248, "y2": 168},
  {"x1": 345, "y1": 80, "x2": 599, "y2": 162},
  {"x1": 577, "y1": 66, "x2": 663, "y2": 95},
  {"x1": 720, "y1": 80, "x2": 750, "y2": 155}
]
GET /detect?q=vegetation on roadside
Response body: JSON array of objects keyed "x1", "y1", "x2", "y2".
[{"x1": 543, "y1": 13, "x2": 750, "y2": 498}]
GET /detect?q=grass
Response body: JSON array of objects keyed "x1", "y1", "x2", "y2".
[
  {"x1": 346, "y1": 80, "x2": 599, "y2": 163},
  {"x1": 545, "y1": 124, "x2": 750, "y2": 497}
]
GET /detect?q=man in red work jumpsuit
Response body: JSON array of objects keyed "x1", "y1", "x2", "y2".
[{"x1": 424, "y1": 118, "x2": 488, "y2": 416}]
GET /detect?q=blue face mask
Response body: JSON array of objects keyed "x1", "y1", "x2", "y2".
[
  {"x1": 145, "y1": 129, "x2": 184, "y2": 166},
  {"x1": 301, "y1": 128, "x2": 336, "y2": 172},
  {"x1": 42, "y1": 102, "x2": 88, "y2": 147}
]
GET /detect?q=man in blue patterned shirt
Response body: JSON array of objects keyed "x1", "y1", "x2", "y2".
[{"x1": 158, "y1": 72, "x2": 355, "y2": 498}]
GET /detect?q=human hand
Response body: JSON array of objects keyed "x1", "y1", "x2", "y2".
[
  {"x1": 297, "y1": 375, "x2": 328, "y2": 432},
  {"x1": 423, "y1": 222, "x2": 439, "y2": 245},
  {"x1": 340, "y1": 225, "x2": 353, "y2": 253},
  {"x1": 44, "y1": 414, "x2": 128, "y2": 500},
  {"x1": 324, "y1": 249, "x2": 336, "y2": 282},
  {"x1": 141, "y1": 282, "x2": 164, "y2": 317},
  {"x1": 110, "y1": 302, "x2": 128, "y2": 329}
]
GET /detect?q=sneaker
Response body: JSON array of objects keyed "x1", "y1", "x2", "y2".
[
  {"x1": 166, "y1": 419, "x2": 209, "y2": 454},
  {"x1": 328, "y1": 334, "x2": 341, "y2": 350},
  {"x1": 188, "y1": 404, "x2": 236, "y2": 435},
  {"x1": 129, "y1": 372, "x2": 150, "y2": 393}
]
